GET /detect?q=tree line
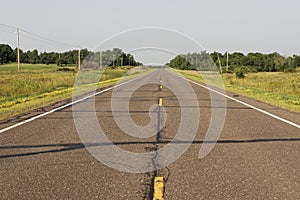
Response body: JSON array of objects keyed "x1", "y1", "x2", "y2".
[
  {"x1": 167, "y1": 51, "x2": 300, "y2": 72},
  {"x1": 0, "y1": 44, "x2": 142, "y2": 68}
]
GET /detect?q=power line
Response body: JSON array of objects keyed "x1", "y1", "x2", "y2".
[
  {"x1": 0, "y1": 29, "x2": 15, "y2": 34},
  {"x1": 20, "y1": 29, "x2": 77, "y2": 48},
  {"x1": 0, "y1": 24, "x2": 82, "y2": 72},
  {"x1": 0, "y1": 24, "x2": 16, "y2": 31},
  {"x1": 0, "y1": 25, "x2": 16, "y2": 35},
  {"x1": 19, "y1": 32, "x2": 64, "y2": 47},
  {"x1": 0, "y1": 24, "x2": 79, "y2": 48}
]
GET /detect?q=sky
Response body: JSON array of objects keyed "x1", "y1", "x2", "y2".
[{"x1": 1, "y1": 0, "x2": 300, "y2": 64}]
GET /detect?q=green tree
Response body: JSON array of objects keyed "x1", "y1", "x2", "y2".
[
  {"x1": 27, "y1": 49, "x2": 40, "y2": 64},
  {"x1": 292, "y1": 55, "x2": 300, "y2": 68},
  {"x1": 0, "y1": 44, "x2": 14, "y2": 64}
]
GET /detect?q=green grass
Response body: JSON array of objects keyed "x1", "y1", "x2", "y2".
[
  {"x1": 174, "y1": 69, "x2": 300, "y2": 112},
  {"x1": 0, "y1": 63, "x2": 62, "y2": 72},
  {"x1": 0, "y1": 63, "x2": 150, "y2": 120}
]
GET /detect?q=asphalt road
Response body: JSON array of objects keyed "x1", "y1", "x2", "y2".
[{"x1": 0, "y1": 69, "x2": 299, "y2": 199}]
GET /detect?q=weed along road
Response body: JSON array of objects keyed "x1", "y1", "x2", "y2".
[{"x1": 0, "y1": 69, "x2": 300, "y2": 199}]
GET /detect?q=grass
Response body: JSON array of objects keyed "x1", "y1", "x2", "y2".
[
  {"x1": 0, "y1": 63, "x2": 150, "y2": 120},
  {"x1": 174, "y1": 69, "x2": 300, "y2": 113}
]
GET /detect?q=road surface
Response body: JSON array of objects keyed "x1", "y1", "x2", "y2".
[{"x1": 0, "y1": 69, "x2": 299, "y2": 199}]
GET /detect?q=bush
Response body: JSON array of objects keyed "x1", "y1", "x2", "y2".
[
  {"x1": 57, "y1": 67, "x2": 75, "y2": 72},
  {"x1": 284, "y1": 67, "x2": 296, "y2": 73},
  {"x1": 235, "y1": 69, "x2": 245, "y2": 79}
]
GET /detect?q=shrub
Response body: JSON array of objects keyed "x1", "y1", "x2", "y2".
[
  {"x1": 284, "y1": 67, "x2": 296, "y2": 73},
  {"x1": 235, "y1": 68, "x2": 245, "y2": 79},
  {"x1": 57, "y1": 67, "x2": 75, "y2": 72}
]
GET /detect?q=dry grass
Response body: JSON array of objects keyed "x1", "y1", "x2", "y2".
[
  {"x1": 0, "y1": 63, "x2": 149, "y2": 120},
  {"x1": 175, "y1": 69, "x2": 300, "y2": 112}
]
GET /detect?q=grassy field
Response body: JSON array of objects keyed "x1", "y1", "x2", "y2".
[
  {"x1": 176, "y1": 69, "x2": 300, "y2": 113},
  {"x1": 0, "y1": 63, "x2": 149, "y2": 120}
]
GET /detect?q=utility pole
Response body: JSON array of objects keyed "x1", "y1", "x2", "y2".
[
  {"x1": 226, "y1": 52, "x2": 229, "y2": 72},
  {"x1": 217, "y1": 53, "x2": 222, "y2": 74},
  {"x1": 78, "y1": 48, "x2": 81, "y2": 70},
  {"x1": 113, "y1": 54, "x2": 115, "y2": 68},
  {"x1": 58, "y1": 53, "x2": 61, "y2": 66},
  {"x1": 99, "y1": 51, "x2": 102, "y2": 69},
  {"x1": 17, "y1": 28, "x2": 20, "y2": 72}
]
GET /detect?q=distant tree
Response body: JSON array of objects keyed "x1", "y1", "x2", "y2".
[
  {"x1": 292, "y1": 55, "x2": 300, "y2": 68},
  {"x1": 39, "y1": 52, "x2": 58, "y2": 65},
  {"x1": 169, "y1": 51, "x2": 297, "y2": 73},
  {"x1": 15, "y1": 48, "x2": 29, "y2": 63},
  {"x1": 0, "y1": 44, "x2": 143, "y2": 68},
  {"x1": 230, "y1": 52, "x2": 245, "y2": 66},
  {"x1": 168, "y1": 55, "x2": 193, "y2": 70},
  {"x1": 80, "y1": 48, "x2": 89, "y2": 60},
  {"x1": 112, "y1": 48, "x2": 122, "y2": 58},
  {"x1": 0, "y1": 44, "x2": 14, "y2": 64},
  {"x1": 27, "y1": 49, "x2": 39, "y2": 64}
]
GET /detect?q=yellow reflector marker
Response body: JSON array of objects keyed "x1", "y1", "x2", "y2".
[
  {"x1": 159, "y1": 98, "x2": 163, "y2": 107},
  {"x1": 153, "y1": 176, "x2": 164, "y2": 200},
  {"x1": 159, "y1": 85, "x2": 163, "y2": 89}
]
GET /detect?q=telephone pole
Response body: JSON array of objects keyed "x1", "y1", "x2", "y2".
[
  {"x1": 17, "y1": 28, "x2": 20, "y2": 72},
  {"x1": 78, "y1": 48, "x2": 81, "y2": 70},
  {"x1": 99, "y1": 51, "x2": 102, "y2": 69},
  {"x1": 113, "y1": 54, "x2": 115, "y2": 68},
  {"x1": 217, "y1": 53, "x2": 222, "y2": 74},
  {"x1": 58, "y1": 53, "x2": 61, "y2": 66},
  {"x1": 226, "y1": 52, "x2": 229, "y2": 72}
]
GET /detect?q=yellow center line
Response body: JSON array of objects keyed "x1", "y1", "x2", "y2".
[
  {"x1": 159, "y1": 98, "x2": 163, "y2": 107},
  {"x1": 153, "y1": 176, "x2": 164, "y2": 200}
]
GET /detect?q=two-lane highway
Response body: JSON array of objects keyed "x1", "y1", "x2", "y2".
[{"x1": 0, "y1": 69, "x2": 299, "y2": 199}]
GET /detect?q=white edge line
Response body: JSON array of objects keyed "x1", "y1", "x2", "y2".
[
  {"x1": 170, "y1": 70, "x2": 300, "y2": 129},
  {"x1": 2, "y1": 69, "x2": 299, "y2": 134},
  {"x1": 0, "y1": 74, "x2": 147, "y2": 134}
]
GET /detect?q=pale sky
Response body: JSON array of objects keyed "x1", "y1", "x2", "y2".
[{"x1": 1, "y1": 0, "x2": 300, "y2": 64}]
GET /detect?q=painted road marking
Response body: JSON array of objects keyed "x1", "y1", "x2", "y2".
[
  {"x1": 0, "y1": 74, "x2": 149, "y2": 134},
  {"x1": 170, "y1": 70, "x2": 300, "y2": 129},
  {"x1": 2, "y1": 69, "x2": 298, "y2": 134},
  {"x1": 159, "y1": 98, "x2": 163, "y2": 107},
  {"x1": 153, "y1": 176, "x2": 164, "y2": 200}
]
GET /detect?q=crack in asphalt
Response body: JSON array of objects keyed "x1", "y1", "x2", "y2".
[{"x1": 145, "y1": 82, "x2": 168, "y2": 200}]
